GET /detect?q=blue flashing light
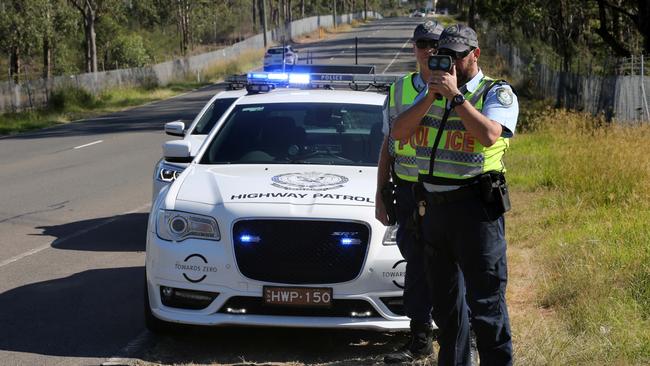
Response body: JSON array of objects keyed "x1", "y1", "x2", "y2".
[
  {"x1": 340, "y1": 238, "x2": 361, "y2": 246},
  {"x1": 267, "y1": 72, "x2": 289, "y2": 81},
  {"x1": 249, "y1": 72, "x2": 268, "y2": 80},
  {"x1": 240, "y1": 234, "x2": 261, "y2": 243},
  {"x1": 288, "y1": 73, "x2": 311, "y2": 84}
]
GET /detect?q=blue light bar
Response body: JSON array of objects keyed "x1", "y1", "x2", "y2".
[{"x1": 247, "y1": 72, "x2": 312, "y2": 86}]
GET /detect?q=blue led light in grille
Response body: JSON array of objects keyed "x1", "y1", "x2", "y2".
[
  {"x1": 340, "y1": 238, "x2": 361, "y2": 246},
  {"x1": 239, "y1": 235, "x2": 261, "y2": 243}
]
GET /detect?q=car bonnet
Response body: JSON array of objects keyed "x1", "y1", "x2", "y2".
[{"x1": 175, "y1": 165, "x2": 377, "y2": 207}]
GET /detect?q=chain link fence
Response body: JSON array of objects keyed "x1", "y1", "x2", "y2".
[
  {"x1": 483, "y1": 31, "x2": 650, "y2": 123},
  {"x1": 0, "y1": 11, "x2": 381, "y2": 114}
]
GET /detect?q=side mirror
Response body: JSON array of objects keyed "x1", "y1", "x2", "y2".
[
  {"x1": 163, "y1": 140, "x2": 193, "y2": 163},
  {"x1": 165, "y1": 121, "x2": 186, "y2": 137}
]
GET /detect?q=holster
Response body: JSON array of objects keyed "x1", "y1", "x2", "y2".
[
  {"x1": 410, "y1": 183, "x2": 427, "y2": 244},
  {"x1": 380, "y1": 183, "x2": 397, "y2": 226},
  {"x1": 479, "y1": 172, "x2": 512, "y2": 215}
]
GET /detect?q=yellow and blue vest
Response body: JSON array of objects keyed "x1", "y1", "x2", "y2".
[{"x1": 415, "y1": 76, "x2": 510, "y2": 185}]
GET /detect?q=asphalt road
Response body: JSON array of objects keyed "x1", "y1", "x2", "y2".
[{"x1": 0, "y1": 17, "x2": 425, "y2": 366}]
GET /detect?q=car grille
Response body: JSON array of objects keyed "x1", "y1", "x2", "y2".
[
  {"x1": 232, "y1": 219, "x2": 370, "y2": 284},
  {"x1": 218, "y1": 296, "x2": 379, "y2": 317}
]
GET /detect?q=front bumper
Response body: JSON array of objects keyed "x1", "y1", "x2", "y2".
[{"x1": 145, "y1": 210, "x2": 409, "y2": 331}]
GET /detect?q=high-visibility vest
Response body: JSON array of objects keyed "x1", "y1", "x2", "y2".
[
  {"x1": 415, "y1": 76, "x2": 510, "y2": 185},
  {"x1": 388, "y1": 72, "x2": 425, "y2": 182}
]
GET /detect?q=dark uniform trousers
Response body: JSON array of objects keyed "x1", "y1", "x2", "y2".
[
  {"x1": 394, "y1": 180, "x2": 433, "y2": 325},
  {"x1": 421, "y1": 193, "x2": 513, "y2": 366}
]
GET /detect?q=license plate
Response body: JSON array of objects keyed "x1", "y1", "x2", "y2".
[{"x1": 263, "y1": 286, "x2": 332, "y2": 307}]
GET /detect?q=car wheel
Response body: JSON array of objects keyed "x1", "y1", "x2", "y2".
[{"x1": 144, "y1": 277, "x2": 175, "y2": 334}]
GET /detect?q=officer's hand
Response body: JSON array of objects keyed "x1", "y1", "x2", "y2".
[
  {"x1": 428, "y1": 65, "x2": 460, "y2": 99},
  {"x1": 375, "y1": 193, "x2": 390, "y2": 226}
]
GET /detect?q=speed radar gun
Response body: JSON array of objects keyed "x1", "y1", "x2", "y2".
[
  {"x1": 427, "y1": 55, "x2": 453, "y2": 100},
  {"x1": 427, "y1": 55, "x2": 453, "y2": 72}
]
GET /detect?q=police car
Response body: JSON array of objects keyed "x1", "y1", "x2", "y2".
[
  {"x1": 153, "y1": 89, "x2": 247, "y2": 201},
  {"x1": 145, "y1": 70, "x2": 410, "y2": 332}
]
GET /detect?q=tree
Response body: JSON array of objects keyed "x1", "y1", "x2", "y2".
[
  {"x1": 69, "y1": 0, "x2": 121, "y2": 73},
  {"x1": 0, "y1": 0, "x2": 45, "y2": 82},
  {"x1": 593, "y1": 0, "x2": 649, "y2": 56}
]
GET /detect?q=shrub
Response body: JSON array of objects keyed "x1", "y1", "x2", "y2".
[{"x1": 48, "y1": 87, "x2": 96, "y2": 111}]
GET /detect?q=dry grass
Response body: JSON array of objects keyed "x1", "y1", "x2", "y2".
[
  {"x1": 201, "y1": 49, "x2": 265, "y2": 83},
  {"x1": 504, "y1": 104, "x2": 650, "y2": 365}
]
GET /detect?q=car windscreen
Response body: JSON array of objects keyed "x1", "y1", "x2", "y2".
[
  {"x1": 200, "y1": 102, "x2": 384, "y2": 166},
  {"x1": 191, "y1": 98, "x2": 238, "y2": 135},
  {"x1": 267, "y1": 48, "x2": 290, "y2": 55}
]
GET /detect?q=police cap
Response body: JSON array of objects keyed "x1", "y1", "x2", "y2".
[
  {"x1": 438, "y1": 24, "x2": 479, "y2": 52},
  {"x1": 412, "y1": 21, "x2": 444, "y2": 41}
]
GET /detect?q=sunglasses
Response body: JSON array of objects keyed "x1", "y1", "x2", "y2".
[
  {"x1": 415, "y1": 39, "x2": 438, "y2": 50},
  {"x1": 437, "y1": 48, "x2": 474, "y2": 60}
]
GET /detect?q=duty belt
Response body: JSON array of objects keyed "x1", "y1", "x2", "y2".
[{"x1": 423, "y1": 183, "x2": 481, "y2": 205}]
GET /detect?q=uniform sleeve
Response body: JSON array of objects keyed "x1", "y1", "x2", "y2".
[{"x1": 482, "y1": 84, "x2": 518, "y2": 138}]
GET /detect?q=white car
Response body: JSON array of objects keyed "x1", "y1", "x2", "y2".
[
  {"x1": 153, "y1": 89, "x2": 247, "y2": 201},
  {"x1": 263, "y1": 45, "x2": 299, "y2": 71},
  {"x1": 145, "y1": 72, "x2": 410, "y2": 333},
  {"x1": 411, "y1": 10, "x2": 426, "y2": 17}
]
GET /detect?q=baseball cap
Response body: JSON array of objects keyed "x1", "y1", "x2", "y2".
[
  {"x1": 411, "y1": 21, "x2": 444, "y2": 41},
  {"x1": 438, "y1": 24, "x2": 479, "y2": 52}
]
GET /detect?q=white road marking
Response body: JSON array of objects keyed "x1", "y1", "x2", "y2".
[
  {"x1": 73, "y1": 140, "x2": 103, "y2": 149},
  {"x1": 102, "y1": 330, "x2": 151, "y2": 366},
  {"x1": 382, "y1": 39, "x2": 412, "y2": 74},
  {"x1": 0, "y1": 202, "x2": 150, "y2": 268},
  {"x1": 329, "y1": 57, "x2": 335, "y2": 60}
]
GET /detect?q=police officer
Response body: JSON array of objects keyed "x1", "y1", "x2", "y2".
[
  {"x1": 391, "y1": 24, "x2": 518, "y2": 366},
  {"x1": 375, "y1": 20, "x2": 443, "y2": 364}
]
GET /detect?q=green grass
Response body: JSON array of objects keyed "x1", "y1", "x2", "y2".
[
  {"x1": 0, "y1": 50, "x2": 264, "y2": 135},
  {"x1": 506, "y1": 101, "x2": 650, "y2": 365},
  {"x1": 0, "y1": 87, "x2": 183, "y2": 135}
]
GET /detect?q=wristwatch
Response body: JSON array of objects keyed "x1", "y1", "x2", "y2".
[{"x1": 450, "y1": 93, "x2": 466, "y2": 108}]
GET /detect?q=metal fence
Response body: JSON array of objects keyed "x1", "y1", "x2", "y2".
[
  {"x1": 484, "y1": 32, "x2": 650, "y2": 123},
  {"x1": 0, "y1": 11, "x2": 381, "y2": 114}
]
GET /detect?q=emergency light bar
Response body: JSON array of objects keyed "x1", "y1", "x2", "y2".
[{"x1": 226, "y1": 72, "x2": 400, "y2": 93}]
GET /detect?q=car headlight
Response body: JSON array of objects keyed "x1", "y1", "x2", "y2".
[
  {"x1": 157, "y1": 210, "x2": 220, "y2": 242},
  {"x1": 382, "y1": 224, "x2": 398, "y2": 245},
  {"x1": 155, "y1": 162, "x2": 185, "y2": 182}
]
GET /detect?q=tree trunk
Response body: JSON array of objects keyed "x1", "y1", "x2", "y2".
[
  {"x1": 84, "y1": 20, "x2": 97, "y2": 72},
  {"x1": 43, "y1": 6, "x2": 52, "y2": 79},
  {"x1": 260, "y1": 0, "x2": 268, "y2": 47},
  {"x1": 468, "y1": 0, "x2": 476, "y2": 28},
  {"x1": 43, "y1": 38, "x2": 52, "y2": 78},
  {"x1": 177, "y1": 0, "x2": 189, "y2": 55},
  {"x1": 10, "y1": 46, "x2": 20, "y2": 84},
  {"x1": 287, "y1": 0, "x2": 292, "y2": 23},
  {"x1": 639, "y1": 0, "x2": 650, "y2": 53},
  {"x1": 253, "y1": 0, "x2": 257, "y2": 32},
  {"x1": 79, "y1": 4, "x2": 98, "y2": 73},
  {"x1": 333, "y1": 0, "x2": 337, "y2": 27},
  {"x1": 363, "y1": 0, "x2": 367, "y2": 20},
  {"x1": 300, "y1": 0, "x2": 304, "y2": 17}
]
